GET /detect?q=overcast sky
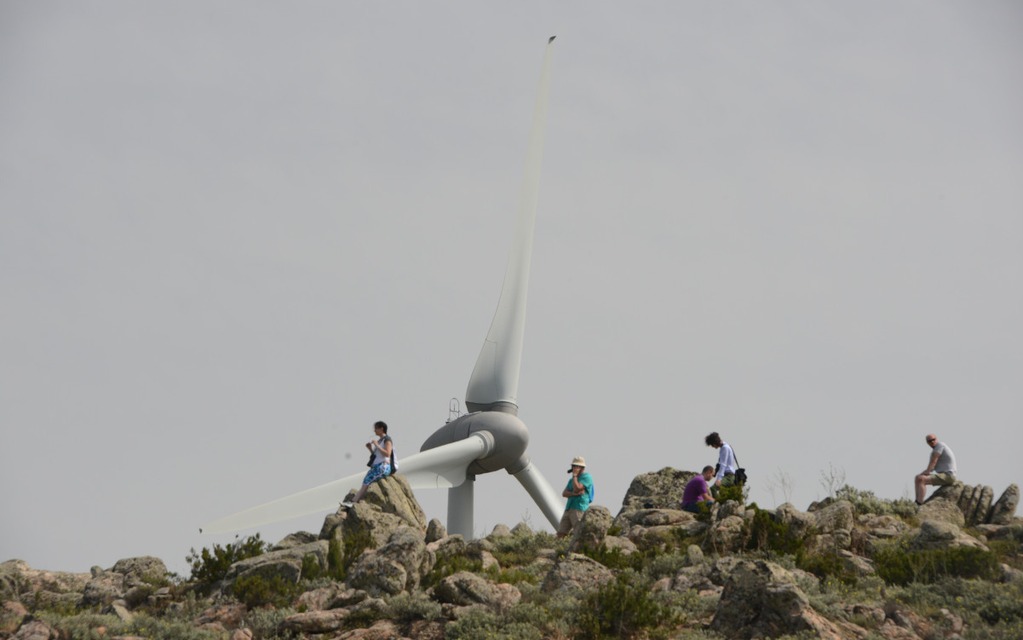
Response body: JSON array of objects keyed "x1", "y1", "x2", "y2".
[{"x1": 2, "y1": 2, "x2": 1021, "y2": 576}]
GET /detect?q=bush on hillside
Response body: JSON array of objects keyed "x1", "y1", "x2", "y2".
[{"x1": 186, "y1": 534, "x2": 269, "y2": 591}]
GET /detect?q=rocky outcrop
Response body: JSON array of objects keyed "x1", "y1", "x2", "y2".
[
  {"x1": 347, "y1": 526, "x2": 432, "y2": 596},
  {"x1": 431, "y1": 572, "x2": 520, "y2": 611},
  {"x1": 320, "y1": 474, "x2": 428, "y2": 550},
  {"x1": 226, "y1": 540, "x2": 329, "y2": 586},
  {"x1": 927, "y1": 482, "x2": 1018, "y2": 526},
  {"x1": 3, "y1": 467, "x2": 1020, "y2": 640},
  {"x1": 618, "y1": 467, "x2": 696, "y2": 512},
  {"x1": 0, "y1": 560, "x2": 89, "y2": 608},
  {"x1": 912, "y1": 520, "x2": 987, "y2": 551},
  {"x1": 988, "y1": 484, "x2": 1020, "y2": 525},
  {"x1": 567, "y1": 505, "x2": 612, "y2": 554},
  {"x1": 540, "y1": 553, "x2": 614, "y2": 594},
  {"x1": 710, "y1": 559, "x2": 847, "y2": 639}
]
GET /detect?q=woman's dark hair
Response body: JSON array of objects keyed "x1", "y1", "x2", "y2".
[
  {"x1": 702, "y1": 465, "x2": 715, "y2": 474},
  {"x1": 374, "y1": 421, "x2": 388, "y2": 433},
  {"x1": 705, "y1": 432, "x2": 721, "y2": 447}
]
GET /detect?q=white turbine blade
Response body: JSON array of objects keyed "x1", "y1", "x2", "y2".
[
  {"x1": 466, "y1": 38, "x2": 556, "y2": 411},
  {"x1": 401, "y1": 434, "x2": 492, "y2": 489},
  {"x1": 512, "y1": 459, "x2": 564, "y2": 529},
  {"x1": 200, "y1": 471, "x2": 366, "y2": 534},
  {"x1": 200, "y1": 435, "x2": 492, "y2": 534}
]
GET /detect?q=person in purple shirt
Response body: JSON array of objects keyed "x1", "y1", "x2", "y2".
[{"x1": 681, "y1": 466, "x2": 716, "y2": 514}]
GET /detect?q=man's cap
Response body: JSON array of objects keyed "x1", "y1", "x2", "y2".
[{"x1": 571, "y1": 456, "x2": 586, "y2": 467}]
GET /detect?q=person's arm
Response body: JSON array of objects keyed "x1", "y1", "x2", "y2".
[
  {"x1": 564, "y1": 471, "x2": 585, "y2": 496},
  {"x1": 923, "y1": 450, "x2": 940, "y2": 474},
  {"x1": 370, "y1": 437, "x2": 393, "y2": 458}
]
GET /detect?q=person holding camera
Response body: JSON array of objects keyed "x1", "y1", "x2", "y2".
[
  {"x1": 341, "y1": 420, "x2": 393, "y2": 509},
  {"x1": 557, "y1": 456, "x2": 594, "y2": 538}
]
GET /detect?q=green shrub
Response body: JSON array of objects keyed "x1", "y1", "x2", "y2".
[
  {"x1": 575, "y1": 570, "x2": 683, "y2": 639},
  {"x1": 986, "y1": 538, "x2": 1023, "y2": 571},
  {"x1": 643, "y1": 551, "x2": 690, "y2": 580},
  {"x1": 36, "y1": 611, "x2": 222, "y2": 640},
  {"x1": 231, "y1": 573, "x2": 300, "y2": 609},
  {"x1": 443, "y1": 606, "x2": 501, "y2": 640},
  {"x1": 423, "y1": 553, "x2": 483, "y2": 589},
  {"x1": 580, "y1": 545, "x2": 645, "y2": 572},
  {"x1": 338, "y1": 527, "x2": 375, "y2": 579},
  {"x1": 386, "y1": 592, "x2": 443, "y2": 623},
  {"x1": 873, "y1": 541, "x2": 999, "y2": 585},
  {"x1": 746, "y1": 508, "x2": 805, "y2": 555},
  {"x1": 834, "y1": 485, "x2": 916, "y2": 518},
  {"x1": 186, "y1": 534, "x2": 269, "y2": 591},
  {"x1": 327, "y1": 536, "x2": 344, "y2": 579},
  {"x1": 489, "y1": 531, "x2": 558, "y2": 568},
  {"x1": 888, "y1": 577, "x2": 1023, "y2": 637},
  {"x1": 484, "y1": 565, "x2": 542, "y2": 585},
  {"x1": 299, "y1": 553, "x2": 322, "y2": 581},
  {"x1": 243, "y1": 606, "x2": 299, "y2": 640},
  {"x1": 716, "y1": 483, "x2": 746, "y2": 505},
  {"x1": 796, "y1": 551, "x2": 858, "y2": 585}
]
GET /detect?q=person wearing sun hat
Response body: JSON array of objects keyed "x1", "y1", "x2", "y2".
[{"x1": 557, "y1": 455, "x2": 594, "y2": 538}]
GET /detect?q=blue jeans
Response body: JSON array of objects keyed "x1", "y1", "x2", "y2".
[{"x1": 682, "y1": 501, "x2": 713, "y2": 514}]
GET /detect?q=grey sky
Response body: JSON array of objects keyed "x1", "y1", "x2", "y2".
[{"x1": 2, "y1": 2, "x2": 1021, "y2": 575}]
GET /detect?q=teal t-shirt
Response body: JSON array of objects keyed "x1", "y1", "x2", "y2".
[{"x1": 565, "y1": 472, "x2": 594, "y2": 511}]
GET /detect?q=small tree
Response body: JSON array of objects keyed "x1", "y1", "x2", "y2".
[{"x1": 186, "y1": 534, "x2": 268, "y2": 592}]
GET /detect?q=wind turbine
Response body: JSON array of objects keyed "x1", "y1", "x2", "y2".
[{"x1": 201, "y1": 37, "x2": 563, "y2": 539}]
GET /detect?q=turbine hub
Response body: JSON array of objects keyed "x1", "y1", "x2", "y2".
[{"x1": 421, "y1": 411, "x2": 528, "y2": 476}]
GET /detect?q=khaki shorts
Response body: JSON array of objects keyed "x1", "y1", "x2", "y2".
[
  {"x1": 558, "y1": 509, "x2": 585, "y2": 536},
  {"x1": 928, "y1": 471, "x2": 957, "y2": 486}
]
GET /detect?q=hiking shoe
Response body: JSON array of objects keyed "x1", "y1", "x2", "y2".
[{"x1": 340, "y1": 501, "x2": 354, "y2": 509}]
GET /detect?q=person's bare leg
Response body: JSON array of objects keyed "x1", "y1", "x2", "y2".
[{"x1": 914, "y1": 474, "x2": 929, "y2": 504}]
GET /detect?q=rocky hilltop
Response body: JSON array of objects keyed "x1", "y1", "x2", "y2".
[{"x1": 2, "y1": 469, "x2": 1021, "y2": 639}]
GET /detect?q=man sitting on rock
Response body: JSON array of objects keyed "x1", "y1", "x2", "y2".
[
  {"x1": 681, "y1": 466, "x2": 715, "y2": 514},
  {"x1": 915, "y1": 433, "x2": 957, "y2": 505}
]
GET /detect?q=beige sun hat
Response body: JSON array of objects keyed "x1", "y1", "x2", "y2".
[{"x1": 566, "y1": 456, "x2": 586, "y2": 472}]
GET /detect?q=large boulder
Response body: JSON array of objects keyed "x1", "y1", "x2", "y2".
[
  {"x1": 612, "y1": 507, "x2": 704, "y2": 550},
  {"x1": 710, "y1": 559, "x2": 847, "y2": 639},
  {"x1": 919, "y1": 497, "x2": 966, "y2": 527},
  {"x1": 987, "y1": 484, "x2": 1019, "y2": 525},
  {"x1": 855, "y1": 514, "x2": 909, "y2": 554},
  {"x1": 772, "y1": 503, "x2": 816, "y2": 539},
  {"x1": 540, "y1": 553, "x2": 614, "y2": 594},
  {"x1": 347, "y1": 526, "x2": 431, "y2": 596},
  {"x1": 706, "y1": 515, "x2": 746, "y2": 554},
  {"x1": 352, "y1": 474, "x2": 427, "y2": 530},
  {"x1": 807, "y1": 500, "x2": 854, "y2": 553},
  {"x1": 280, "y1": 610, "x2": 351, "y2": 635},
  {"x1": 1, "y1": 601, "x2": 28, "y2": 636},
  {"x1": 567, "y1": 506, "x2": 613, "y2": 554},
  {"x1": 11, "y1": 619, "x2": 58, "y2": 640},
  {"x1": 109, "y1": 556, "x2": 168, "y2": 589},
  {"x1": 911, "y1": 520, "x2": 987, "y2": 551},
  {"x1": 81, "y1": 568, "x2": 125, "y2": 607},
  {"x1": 962, "y1": 485, "x2": 995, "y2": 526},
  {"x1": 425, "y1": 519, "x2": 447, "y2": 543},
  {"x1": 432, "y1": 571, "x2": 521, "y2": 612},
  {"x1": 0, "y1": 560, "x2": 89, "y2": 606},
  {"x1": 618, "y1": 467, "x2": 694, "y2": 513},
  {"x1": 226, "y1": 540, "x2": 329, "y2": 585}
]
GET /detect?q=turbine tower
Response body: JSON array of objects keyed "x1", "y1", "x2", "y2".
[{"x1": 201, "y1": 37, "x2": 562, "y2": 539}]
